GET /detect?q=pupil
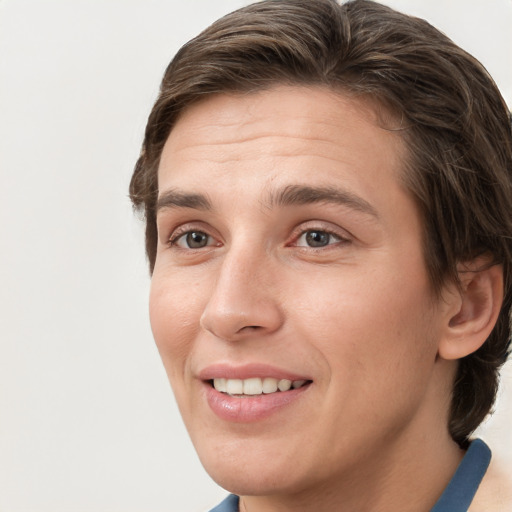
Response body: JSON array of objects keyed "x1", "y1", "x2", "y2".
[
  {"x1": 187, "y1": 231, "x2": 208, "y2": 248},
  {"x1": 306, "y1": 231, "x2": 329, "y2": 247}
]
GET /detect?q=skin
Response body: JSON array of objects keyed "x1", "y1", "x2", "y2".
[
  {"x1": 471, "y1": 458, "x2": 512, "y2": 511},
  {"x1": 149, "y1": 86, "x2": 496, "y2": 511}
]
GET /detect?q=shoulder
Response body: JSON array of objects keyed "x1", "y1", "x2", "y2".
[{"x1": 469, "y1": 457, "x2": 512, "y2": 512}]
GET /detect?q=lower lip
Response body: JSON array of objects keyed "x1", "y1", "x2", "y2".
[{"x1": 204, "y1": 382, "x2": 311, "y2": 423}]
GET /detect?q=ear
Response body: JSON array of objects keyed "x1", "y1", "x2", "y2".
[{"x1": 438, "y1": 259, "x2": 504, "y2": 361}]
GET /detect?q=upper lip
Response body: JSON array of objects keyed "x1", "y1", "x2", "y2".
[{"x1": 198, "y1": 363, "x2": 311, "y2": 382}]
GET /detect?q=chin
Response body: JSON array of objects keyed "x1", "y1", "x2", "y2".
[
  {"x1": 207, "y1": 463, "x2": 308, "y2": 498},
  {"x1": 195, "y1": 436, "x2": 313, "y2": 496}
]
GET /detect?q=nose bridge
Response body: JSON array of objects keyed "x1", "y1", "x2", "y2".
[{"x1": 200, "y1": 240, "x2": 283, "y2": 340}]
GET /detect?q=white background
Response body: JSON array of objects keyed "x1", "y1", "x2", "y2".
[{"x1": 0, "y1": 1, "x2": 511, "y2": 511}]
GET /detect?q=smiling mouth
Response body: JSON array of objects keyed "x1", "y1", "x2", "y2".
[{"x1": 210, "y1": 377, "x2": 312, "y2": 396}]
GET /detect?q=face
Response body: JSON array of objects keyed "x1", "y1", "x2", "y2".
[{"x1": 150, "y1": 86, "x2": 451, "y2": 497}]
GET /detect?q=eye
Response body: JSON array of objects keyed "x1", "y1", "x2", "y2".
[
  {"x1": 295, "y1": 229, "x2": 342, "y2": 248},
  {"x1": 171, "y1": 230, "x2": 215, "y2": 249}
]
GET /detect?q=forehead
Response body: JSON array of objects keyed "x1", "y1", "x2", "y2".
[
  {"x1": 165, "y1": 86, "x2": 400, "y2": 149},
  {"x1": 160, "y1": 86, "x2": 405, "y2": 176},
  {"x1": 157, "y1": 86, "x2": 410, "y2": 219}
]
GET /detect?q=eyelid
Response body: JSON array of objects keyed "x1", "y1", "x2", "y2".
[
  {"x1": 295, "y1": 230, "x2": 342, "y2": 248},
  {"x1": 169, "y1": 231, "x2": 211, "y2": 248},
  {"x1": 288, "y1": 221, "x2": 352, "y2": 246},
  {"x1": 165, "y1": 221, "x2": 208, "y2": 242},
  {"x1": 163, "y1": 219, "x2": 351, "y2": 251},
  {"x1": 167, "y1": 222, "x2": 221, "y2": 249}
]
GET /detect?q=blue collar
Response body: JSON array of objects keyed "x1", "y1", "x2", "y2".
[
  {"x1": 210, "y1": 439, "x2": 491, "y2": 512},
  {"x1": 209, "y1": 494, "x2": 239, "y2": 512},
  {"x1": 430, "y1": 438, "x2": 491, "y2": 512}
]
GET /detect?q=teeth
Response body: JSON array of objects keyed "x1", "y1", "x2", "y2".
[
  {"x1": 262, "y1": 377, "x2": 278, "y2": 394},
  {"x1": 243, "y1": 378, "x2": 263, "y2": 395},
  {"x1": 278, "y1": 379, "x2": 292, "y2": 391},
  {"x1": 213, "y1": 378, "x2": 227, "y2": 393},
  {"x1": 213, "y1": 377, "x2": 308, "y2": 395},
  {"x1": 225, "y1": 379, "x2": 243, "y2": 395}
]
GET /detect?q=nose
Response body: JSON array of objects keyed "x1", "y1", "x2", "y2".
[{"x1": 199, "y1": 245, "x2": 284, "y2": 342}]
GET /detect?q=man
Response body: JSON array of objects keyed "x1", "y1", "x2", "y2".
[{"x1": 129, "y1": 0, "x2": 512, "y2": 510}]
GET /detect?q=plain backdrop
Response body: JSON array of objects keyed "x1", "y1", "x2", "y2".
[{"x1": 0, "y1": 1, "x2": 511, "y2": 511}]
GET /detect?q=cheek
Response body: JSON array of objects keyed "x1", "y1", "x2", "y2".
[
  {"x1": 148, "y1": 270, "x2": 205, "y2": 383},
  {"x1": 292, "y1": 264, "x2": 438, "y2": 392}
]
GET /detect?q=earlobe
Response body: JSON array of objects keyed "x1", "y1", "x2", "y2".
[{"x1": 438, "y1": 261, "x2": 503, "y2": 361}]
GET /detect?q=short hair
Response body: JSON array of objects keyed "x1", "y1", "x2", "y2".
[{"x1": 130, "y1": 0, "x2": 512, "y2": 446}]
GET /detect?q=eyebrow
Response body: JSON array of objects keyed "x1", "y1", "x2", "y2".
[
  {"x1": 156, "y1": 189, "x2": 213, "y2": 212},
  {"x1": 266, "y1": 185, "x2": 379, "y2": 218},
  {"x1": 156, "y1": 184, "x2": 378, "y2": 218}
]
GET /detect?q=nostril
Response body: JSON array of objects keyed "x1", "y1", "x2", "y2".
[{"x1": 238, "y1": 325, "x2": 263, "y2": 333}]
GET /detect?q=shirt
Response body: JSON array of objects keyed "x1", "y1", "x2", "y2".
[{"x1": 208, "y1": 439, "x2": 491, "y2": 512}]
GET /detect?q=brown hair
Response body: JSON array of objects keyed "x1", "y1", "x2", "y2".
[{"x1": 130, "y1": 0, "x2": 512, "y2": 446}]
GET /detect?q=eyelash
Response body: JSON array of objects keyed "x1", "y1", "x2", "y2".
[
  {"x1": 292, "y1": 220, "x2": 354, "y2": 250},
  {"x1": 292, "y1": 228, "x2": 348, "y2": 249},
  {"x1": 167, "y1": 224, "x2": 350, "y2": 251},
  {"x1": 168, "y1": 227, "x2": 217, "y2": 249}
]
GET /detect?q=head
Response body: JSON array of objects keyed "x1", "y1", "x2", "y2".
[{"x1": 130, "y1": 0, "x2": 511, "y2": 459}]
